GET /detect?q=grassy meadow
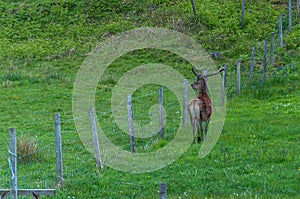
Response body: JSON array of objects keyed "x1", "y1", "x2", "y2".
[{"x1": 0, "y1": 0, "x2": 299, "y2": 198}]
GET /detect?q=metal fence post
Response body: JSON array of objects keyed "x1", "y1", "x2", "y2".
[
  {"x1": 88, "y1": 108, "x2": 104, "y2": 169},
  {"x1": 54, "y1": 113, "x2": 63, "y2": 187},
  {"x1": 158, "y1": 87, "x2": 164, "y2": 138},
  {"x1": 237, "y1": 60, "x2": 241, "y2": 95},
  {"x1": 250, "y1": 47, "x2": 255, "y2": 79},
  {"x1": 159, "y1": 182, "x2": 167, "y2": 199},
  {"x1": 221, "y1": 64, "x2": 226, "y2": 105},
  {"x1": 182, "y1": 79, "x2": 189, "y2": 125},
  {"x1": 127, "y1": 95, "x2": 135, "y2": 153},
  {"x1": 9, "y1": 128, "x2": 17, "y2": 199}
]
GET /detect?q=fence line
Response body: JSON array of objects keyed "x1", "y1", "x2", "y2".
[
  {"x1": 2, "y1": 13, "x2": 295, "y2": 182},
  {"x1": 0, "y1": 2, "x2": 298, "y2": 197},
  {"x1": 224, "y1": 1, "x2": 299, "y2": 96},
  {"x1": 91, "y1": 76, "x2": 224, "y2": 155}
]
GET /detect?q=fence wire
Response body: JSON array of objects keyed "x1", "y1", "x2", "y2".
[
  {"x1": 0, "y1": 1, "x2": 298, "y2": 197},
  {"x1": 224, "y1": 1, "x2": 299, "y2": 97}
]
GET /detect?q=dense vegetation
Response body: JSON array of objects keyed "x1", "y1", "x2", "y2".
[{"x1": 0, "y1": 0, "x2": 299, "y2": 198}]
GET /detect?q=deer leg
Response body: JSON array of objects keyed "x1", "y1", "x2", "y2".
[
  {"x1": 190, "y1": 115, "x2": 196, "y2": 143},
  {"x1": 198, "y1": 120, "x2": 203, "y2": 143},
  {"x1": 198, "y1": 109, "x2": 203, "y2": 143},
  {"x1": 204, "y1": 118, "x2": 210, "y2": 141},
  {"x1": 192, "y1": 122, "x2": 196, "y2": 144}
]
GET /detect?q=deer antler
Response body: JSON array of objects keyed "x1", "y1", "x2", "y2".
[
  {"x1": 192, "y1": 66, "x2": 224, "y2": 79},
  {"x1": 192, "y1": 67, "x2": 198, "y2": 77},
  {"x1": 192, "y1": 67, "x2": 204, "y2": 76},
  {"x1": 203, "y1": 66, "x2": 225, "y2": 78}
]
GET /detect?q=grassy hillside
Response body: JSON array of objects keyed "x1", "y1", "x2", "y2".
[{"x1": 0, "y1": 0, "x2": 299, "y2": 198}]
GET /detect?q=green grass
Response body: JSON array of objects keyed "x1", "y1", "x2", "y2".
[{"x1": 0, "y1": 0, "x2": 299, "y2": 198}]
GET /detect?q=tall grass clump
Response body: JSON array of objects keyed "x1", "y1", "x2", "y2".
[{"x1": 17, "y1": 135, "x2": 38, "y2": 163}]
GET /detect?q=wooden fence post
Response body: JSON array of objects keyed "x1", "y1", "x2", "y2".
[
  {"x1": 250, "y1": 46, "x2": 255, "y2": 79},
  {"x1": 9, "y1": 128, "x2": 17, "y2": 199},
  {"x1": 240, "y1": 0, "x2": 245, "y2": 27},
  {"x1": 158, "y1": 87, "x2": 164, "y2": 138},
  {"x1": 220, "y1": 64, "x2": 226, "y2": 106},
  {"x1": 237, "y1": 60, "x2": 241, "y2": 96},
  {"x1": 297, "y1": 0, "x2": 300, "y2": 18},
  {"x1": 190, "y1": 0, "x2": 197, "y2": 16},
  {"x1": 288, "y1": 0, "x2": 292, "y2": 31},
  {"x1": 182, "y1": 79, "x2": 189, "y2": 125},
  {"x1": 127, "y1": 95, "x2": 135, "y2": 153},
  {"x1": 279, "y1": 14, "x2": 283, "y2": 47},
  {"x1": 54, "y1": 113, "x2": 63, "y2": 187},
  {"x1": 88, "y1": 108, "x2": 103, "y2": 169},
  {"x1": 263, "y1": 39, "x2": 267, "y2": 79},
  {"x1": 270, "y1": 32, "x2": 275, "y2": 66},
  {"x1": 159, "y1": 182, "x2": 167, "y2": 199}
]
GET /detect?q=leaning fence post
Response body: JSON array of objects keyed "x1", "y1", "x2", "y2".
[
  {"x1": 263, "y1": 39, "x2": 267, "y2": 79},
  {"x1": 237, "y1": 60, "x2": 241, "y2": 96},
  {"x1": 9, "y1": 128, "x2": 17, "y2": 199},
  {"x1": 158, "y1": 87, "x2": 164, "y2": 138},
  {"x1": 54, "y1": 113, "x2": 63, "y2": 187},
  {"x1": 190, "y1": 0, "x2": 197, "y2": 16},
  {"x1": 270, "y1": 32, "x2": 275, "y2": 66},
  {"x1": 88, "y1": 108, "x2": 103, "y2": 169},
  {"x1": 279, "y1": 14, "x2": 283, "y2": 47},
  {"x1": 220, "y1": 64, "x2": 226, "y2": 106},
  {"x1": 182, "y1": 79, "x2": 189, "y2": 126},
  {"x1": 297, "y1": 0, "x2": 300, "y2": 18},
  {"x1": 250, "y1": 46, "x2": 255, "y2": 79},
  {"x1": 127, "y1": 95, "x2": 135, "y2": 153},
  {"x1": 159, "y1": 182, "x2": 167, "y2": 199},
  {"x1": 240, "y1": 0, "x2": 245, "y2": 27},
  {"x1": 288, "y1": 0, "x2": 292, "y2": 31}
]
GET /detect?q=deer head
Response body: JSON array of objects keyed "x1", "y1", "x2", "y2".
[
  {"x1": 191, "y1": 66, "x2": 225, "y2": 93},
  {"x1": 192, "y1": 66, "x2": 224, "y2": 80}
]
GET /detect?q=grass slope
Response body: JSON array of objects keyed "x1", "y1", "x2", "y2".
[{"x1": 0, "y1": 0, "x2": 299, "y2": 198}]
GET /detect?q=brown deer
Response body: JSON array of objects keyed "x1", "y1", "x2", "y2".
[{"x1": 188, "y1": 66, "x2": 224, "y2": 143}]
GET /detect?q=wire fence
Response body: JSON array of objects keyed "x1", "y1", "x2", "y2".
[
  {"x1": 0, "y1": 131, "x2": 57, "y2": 189},
  {"x1": 224, "y1": 0, "x2": 299, "y2": 98},
  {"x1": 95, "y1": 85, "x2": 185, "y2": 152},
  {"x1": 0, "y1": 1, "x2": 298, "y2": 198},
  {"x1": 0, "y1": 82, "x2": 192, "y2": 198}
]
